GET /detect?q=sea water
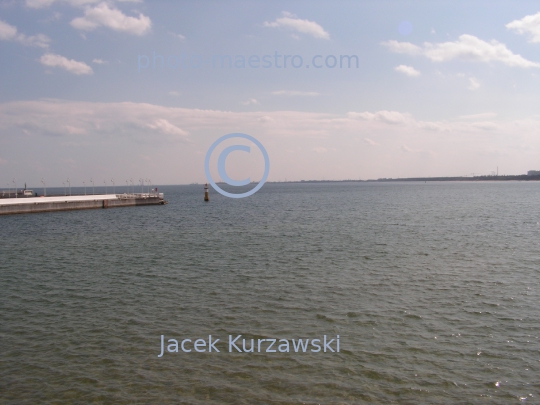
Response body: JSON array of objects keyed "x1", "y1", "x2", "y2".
[{"x1": 1, "y1": 182, "x2": 539, "y2": 404}]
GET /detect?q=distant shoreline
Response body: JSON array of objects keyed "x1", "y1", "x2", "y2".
[{"x1": 270, "y1": 174, "x2": 540, "y2": 183}]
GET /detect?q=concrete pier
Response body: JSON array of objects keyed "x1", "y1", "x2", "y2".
[{"x1": 0, "y1": 193, "x2": 167, "y2": 216}]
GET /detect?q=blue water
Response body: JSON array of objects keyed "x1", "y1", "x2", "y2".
[{"x1": 1, "y1": 182, "x2": 539, "y2": 404}]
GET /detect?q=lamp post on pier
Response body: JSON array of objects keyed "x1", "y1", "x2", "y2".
[
  {"x1": 90, "y1": 178, "x2": 95, "y2": 195},
  {"x1": 67, "y1": 178, "x2": 71, "y2": 196},
  {"x1": 111, "y1": 179, "x2": 115, "y2": 195},
  {"x1": 83, "y1": 181, "x2": 86, "y2": 195},
  {"x1": 104, "y1": 180, "x2": 107, "y2": 195},
  {"x1": 41, "y1": 178, "x2": 46, "y2": 196},
  {"x1": 13, "y1": 179, "x2": 17, "y2": 198}
]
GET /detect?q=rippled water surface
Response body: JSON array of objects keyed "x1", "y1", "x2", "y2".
[{"x1": 1, "y1": 182, "x2": 539, "y2": 404}]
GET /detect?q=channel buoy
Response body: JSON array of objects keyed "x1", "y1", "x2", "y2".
[{"x1": 204, "y1": 183, "x2": 209, "y2": 202}]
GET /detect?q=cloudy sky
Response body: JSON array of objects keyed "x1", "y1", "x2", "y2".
[{"x1": 1, "y1": 0, "x2": 539, "y2": 187}]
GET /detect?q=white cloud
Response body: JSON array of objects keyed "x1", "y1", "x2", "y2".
[
  {"x1": 170, "y1": 32, "x2": 186, "y2": 41},
  {"x1": 0, "y1": 157, "x2": 7, "y2": 165},
  {"x1": 468, "y1": 77, "x2": 480, "y2": 90},
  {"x1": 92, "y1": 58, "x2": 107, "y2": 64},
  {"x1": 147, "y1": 119, "x2": 188, "y2": 138},
  {"x1": 313, "y1": 147, "x2": 327, "y2": 153},
  {"x1": 356, "y1": 112, "x2": 452, "y2": 134},
  {"x1": 401, "y1": 145, "x2": 422, "y2": 153},
  {"x1": 241, "y1": 98, "x2": 259, "y2": 105},
  {"x1": 459, "y1": 112, "x2": 497, "y2": 120},
  {"x1": 271, "y1": 90, "x2": 319, "y2": 97},
  {"x1": 0, "y1": 100, "x2": 195, "y2": 144},
  {"x1": 471, "y1": 121, "x2": 498, "y2": 131},
  {"x1": 19, "y1": 34, "x2": 51, "y2": 48},
  {"x1": 0, "y1": 101, "x2": 528, "y2": 146},
  {"x1": 264, "y1": 11, "x2": 329, "y2": 40},
  {"x1": 70, "y1": 2, "x2": 151, "y2": 36},
  {"x1": 348, "y1": 110, "x2": 412, "y2": 125},
  {"x1": 64, "y1": 125, "x2": 86, "y2": 135},
  {"x1": 40, "y1": 54, "x2": 93, "y2": 75},
  {"x1": 0, "y1": 20, "x2": 17, "y2": 40},
  {"x1": 1, "y1": 101, "x2": 537, "y2": 183},
  {"x1": 382, "y1": 34, "x2": 540, "y2": 68},
  {"x1": 394, "y1": 64, "x2": 420, "y2": 77},
  {"x1": 169, "y1": 91, "x2": 180, "y2": 96},
  {"x1": 258, "y1": 115, "x2": 273, "y2": 123},
  {"x1": 0, "y1": 20, "x2": 50, "y2": 48},
  {"x1": 382, "y1": 40, "x2": 422, "y2": 55},
  {"x1": 416, "y1": 121, "x2": 449, "y2": 132},
  {"x1": 364, "y1": 138, "x2": 380, "y2": 146},
  {"x1": 507, "y1": 12, "x2": 540, "y2": 43}
]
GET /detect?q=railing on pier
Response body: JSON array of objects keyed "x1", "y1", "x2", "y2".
[{"x1": 116, "y1": 192, "x2": 163, "y2": 200}]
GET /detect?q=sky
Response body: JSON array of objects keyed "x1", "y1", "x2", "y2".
[{"x1": 0, "y1": 0, "x2": 539, "y2": 188}]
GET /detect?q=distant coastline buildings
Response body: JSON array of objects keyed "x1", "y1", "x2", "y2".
[{"x1": 528, "y1": 170, "x2": 540, "y2": 176}]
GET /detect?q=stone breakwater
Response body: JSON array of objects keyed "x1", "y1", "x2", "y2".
[{"x1": 0, "y1": 193, "x2": 166, "y2": 216}]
